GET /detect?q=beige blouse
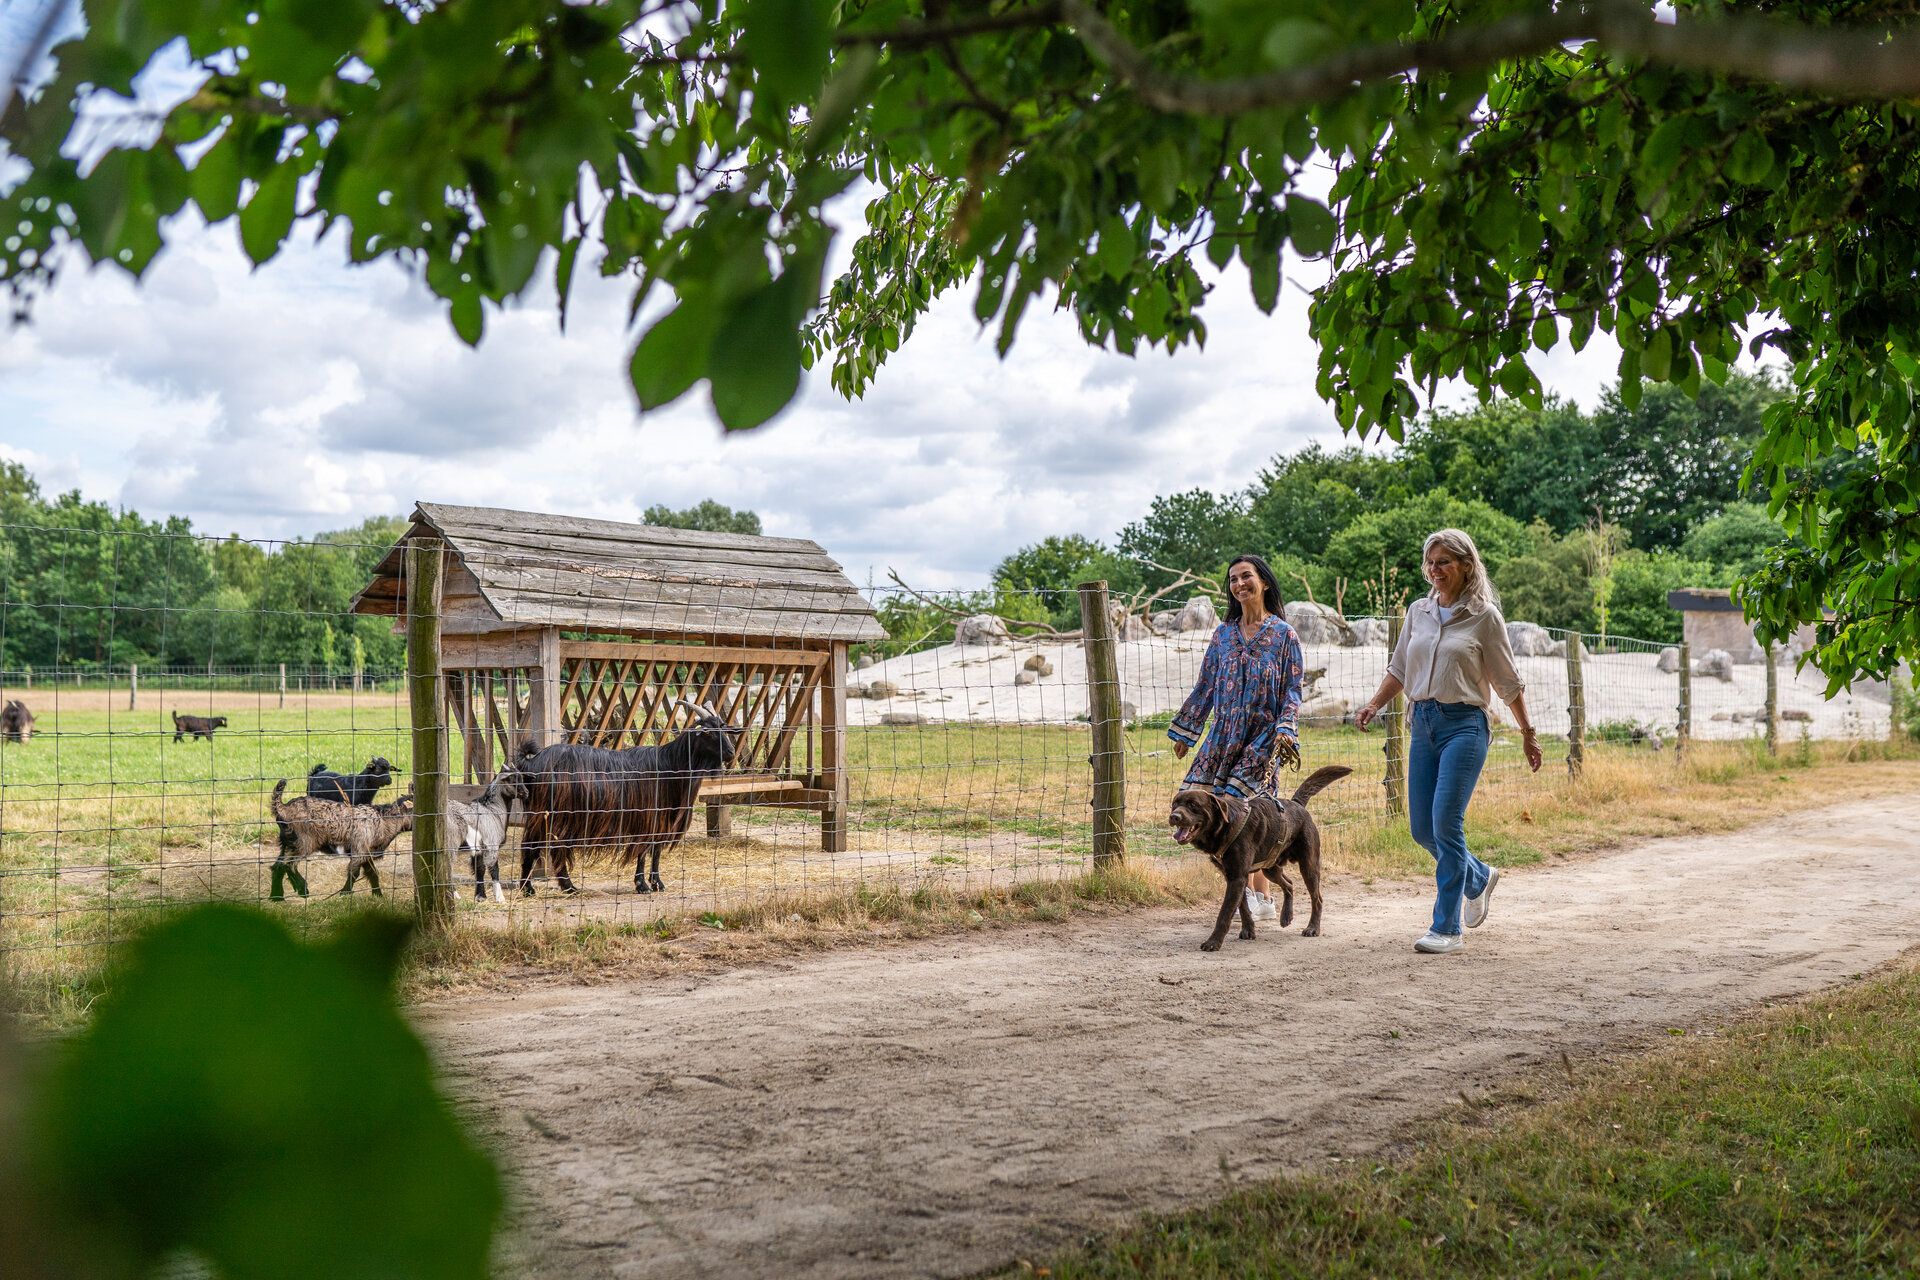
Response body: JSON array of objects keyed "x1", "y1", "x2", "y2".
[{"x1": 1386, "y1": 596, "x2": 1525, "y2": 708}]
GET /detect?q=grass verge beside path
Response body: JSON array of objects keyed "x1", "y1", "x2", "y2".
[{"x1": 1022, "y1": 955, "x2": 1920, "y2": 1279}]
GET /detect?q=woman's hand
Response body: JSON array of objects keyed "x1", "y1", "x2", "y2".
[
  {"x1": 1172, "y1": 741, "x2": 1189, "y2": 759},
  {"x1": 1522, "y1": 728, "x2": 1543, "y2": 772},
  {"x1": 1355, "y1": 701, "x2": 1381, "y2": 732},
  {"x1": 1274, "y1": 735, "x2": 1300, "y2": 770}
]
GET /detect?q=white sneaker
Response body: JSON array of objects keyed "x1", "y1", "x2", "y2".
[
  {"x1": 1245, "y1": 889, "x2": 1278, "y2": 922},
  {"x1": 1464, "y1": 866, "x2": 1501, "y2": 929},
  {"x1": 1414, "y1": 930, "x2": 1464, "y2": 954}
]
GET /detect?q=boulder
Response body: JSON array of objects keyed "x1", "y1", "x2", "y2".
[
  {"x1": 1022, "y1": 653, "x2": 1049, "y2": 672},
  {"x1": 1693, "y1": 648, "x2": 1735, "y2": 682},
  {"x1": 1150, "y1": 609, "x2": 1182, "y2": 636},
  {"x1": 1286, "y1": 601, "x2": 1354, "y2": 646},
  {"x1": 1710, "y1": 712, "x2": 1733, "y2": 721},
  {"x1": 1348, "y1": 617, "x2": 1389, "y2": 647},
  {"x1": 1297, "y1": 693, "x2": 1350, "y2": 724},
  {"x1": 1782, "y1": 708, "x2": 1813, "y2": 722},
  {"x1": 1506, "y1": 621, "x2": 1557, "y2": 657},
  {"x1": 1546, "y1": 639, "x2": 1567, "y2": 658},
  {"x1": 1036, "y1": 660, "x2": 1054, "y2": 677},
  {"x1": 855, "y1": 652, "x2": 876, "y2": 670},
  {"x1": 1174, "y1": 596, "x2": 1220, "y2": 632},
  {"x1": 1120, "y1": 700, "x2": 1140, "y2": 726},
  {"x1": 1013, "y1": 671, "x2": 1037, "y2": 686},
  {"x1": 847, "y1": 683, "x2": 869, "y2": 700},
  {"x1": 878, "y1": 712, "x2": 927, "y2": 726},
  {"x1": 955, "y1": 614, "x2": 1010, "y2": 646},
  {"x1": 1657, "y1": 646, "x2": 1681, "y2": 674},
  {"x1": 866, "y1": 679, "x2": 900, "y2": 699}
]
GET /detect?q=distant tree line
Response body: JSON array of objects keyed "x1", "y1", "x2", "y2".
[{"x1": 986, "y1": 374, "x2": 1787, "y2": 646}]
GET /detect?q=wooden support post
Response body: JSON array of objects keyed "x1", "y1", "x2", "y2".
[
  {"x1": 278, "y1": 662, "x2": 286, "y2": 709},
  {"x1": 706, "y1": 804, "x2": 733, "y2": 838},
  {"x1": 1566, "y1": 632, "x2": 1587, "y2": 778},
  {"x1": 1383, "y1": 608, "x2": 1406, "y2": 817},
  {"x1": 1677, "y1": 642, "x2": 1691, "y2": 763},
  {"x1": 128, "y1": 663, "x2": 137, "y2": 712},
  {"x1": 533, "y1": 628, "x2": 561, "y2": 751},
  {"x1": 1078, "y1": 581, "x2": 1126, "y2": 865},
  {"x1": 1764, "y1": 642, "x2": 1779, "y2": 756},
  {"x1": 819, "y1": 643, "x2": 849, "y2": 853},
  {"x1": 406, "y1": 539, "x2": 453, "y2": 933}
]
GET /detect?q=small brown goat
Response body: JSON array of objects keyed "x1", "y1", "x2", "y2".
[
  {"x1": 172, "y1": 710, "x2": 228, "y2": 742},
  {"x1": 269, "y1": 780, "x2": 415, "y2": 896},
  {"x1": 1, "y1": 700, "x2": 33, "y2": 743}
]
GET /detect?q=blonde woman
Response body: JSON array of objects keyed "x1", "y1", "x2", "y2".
[{"x1": 1356, "y1": 529, "x2": 1543, "y2": 954}]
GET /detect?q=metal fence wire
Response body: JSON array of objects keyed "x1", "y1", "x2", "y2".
[{"x1": 0, "y1": 522, "x2": 1899, "y2": 999}]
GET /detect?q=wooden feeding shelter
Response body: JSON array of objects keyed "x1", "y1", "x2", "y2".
[{"x1": 350, "y1": 502, "x2": 885, "y2": 850}]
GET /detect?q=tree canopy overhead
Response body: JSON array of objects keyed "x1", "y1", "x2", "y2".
[{"x1": 5, "y1": 0, "x2": 1920, "y2": 687}]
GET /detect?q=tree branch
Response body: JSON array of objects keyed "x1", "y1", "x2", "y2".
[{"x1": 1061, "y1": 0, "x2": 1920, "y2": 116}]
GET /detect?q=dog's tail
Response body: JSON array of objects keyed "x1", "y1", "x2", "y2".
[{"x1": 1290, "y1": 764, "x2": 1353, "y2": 808}]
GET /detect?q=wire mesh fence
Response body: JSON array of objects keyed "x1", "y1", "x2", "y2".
[{"x1": 0, "y1": 515, "x2": 1901, "y2": 1006}]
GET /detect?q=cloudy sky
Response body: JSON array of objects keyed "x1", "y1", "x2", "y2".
[{"x1": 1, "y1": 204, "x2": 1632, "y2": 588}]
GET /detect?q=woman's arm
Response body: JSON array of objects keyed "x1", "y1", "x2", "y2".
[
  {"x1": 1355, "y1": 674, "x2": 1404, "y2": 732},
  {"x1": 1169, "y1": 632, "x2": 1222, "y2": 759},
  {"x1": 1507, "y1": 691, "x2": 1543, "y2": 772}
]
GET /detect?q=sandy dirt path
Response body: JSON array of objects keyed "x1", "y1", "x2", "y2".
[{"x1": 422, "y1": 794, "x2": 1920, "y2": 1279}]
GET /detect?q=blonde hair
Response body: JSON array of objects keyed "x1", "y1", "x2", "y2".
[{"x1": 1423, "y1": 528, "x2": 1500, "y2": 614}]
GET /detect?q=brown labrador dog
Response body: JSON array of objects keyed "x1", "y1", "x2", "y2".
[{"x1": 1169, "y1": 765, "x2": 1353, "y2": 951}]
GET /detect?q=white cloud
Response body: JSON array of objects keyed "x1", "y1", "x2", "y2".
[{"x1": 1, "y1": 206, "x2": 1626, "y2": 586}]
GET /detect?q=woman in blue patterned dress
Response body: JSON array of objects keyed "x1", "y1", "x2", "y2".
[{"x1": 1168, "y1": 554, "x2": 1306, "y2": 921}]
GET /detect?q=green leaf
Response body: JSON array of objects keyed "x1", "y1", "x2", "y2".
[
  {"x1": 239, "y1": 164, "x2": 299, "y2": 265},
  {"x1": 1643, "y1": 326, "x2": 1673, "y2": 381},
  {"x1": 1094, "y1": 214, "x2": 1135, "y2": 280},
  {"x1": 707, "y1": 276, "x2": 805, "y2": 429},
  {"x1": 1638, "y1": 115, "x2": 1693, "y2": 184},
  {"x1": 21, "y1": 907, "x2": 499, "y2": 1280},
  {"x1": 1287, "y1": 195, "x2": 1336, "y2": 257},
  {"x1": 1137, "y1": 139, "x2": 1182, "y2": 214},
  {"x1": 190, "y1": 132, "x2": 243, "y2": 223},
  {"x1": 555, "y1": 237, "x2": 582, "y2": 333},
  {"x1": 1247, "y1": 245, "x2": 1280, "y2": 313},
  {"x1": 1728, "y1": 130, "x2": 1775, "y2": 185},
  {"x1": 630, "y1": 296, "x2": 720, "y2": 411},
  {"x1": 450, "y1": 288, "x2": 484, "y2": 346},
  {"x1": 1530, "y1": 313, "x2": 1557, "y2": 353},
  {"x1": 740, "y1": 0, "x2": 833, "y2": 104}
]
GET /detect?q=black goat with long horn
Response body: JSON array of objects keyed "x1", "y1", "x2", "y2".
[{"x1": 516, "y1": 697, "x2": 741, "y2": 895}]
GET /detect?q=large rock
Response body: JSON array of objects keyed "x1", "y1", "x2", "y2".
[
  {"x1": 1657, "y1": 646, "x2": 1681, "y2": 674},
  {"x1": 1506, "y1": 621, "x2": 1557, "y2": 657},
  {"x1": 1296, "y1": 692, "x2": 1350, "y2": 724},
  {"x1": 1149, "y1": 609, "x2": 1183, "y2": 636},
  {"x1": 855, "y1": 652, "x2": 876, "y2": 670},
  {"x1": 1286, "y1": 601, "x2": 1354, "y2": 646},
  {"x1": 1022, "y1": 653, "x2": 1049, "y2": 671},
  {"x1": 1174, "y1": 596, "x2": 1220, "y2": 632},
  {"x1": 1121, "y1": 700, "x2": 1140, "y2": 726},
  {"x1": 955, "y1": 614, "x2": 1010, "y2": 646},
  {"x1": 1348, "y1": 617, "x2": 1390, "y2": 647},
  {"x1": 1694, "y1": 648, "x2": 1735, "y2": 682},
  {"x1": 1012, "y1": 671, "x2": 1037, "y2": 686},
  {"x1": 879, "y1": 712, "x2": 926, "y2": 726},
  {"x1": 866, "y1": 679, "x2": 900, "y2": 699},
  {"x1": 1782, "y1": 708, "x2": 1813, "y2": 722}
]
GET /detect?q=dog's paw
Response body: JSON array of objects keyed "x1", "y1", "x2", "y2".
[
  {"x1": 1238, "y1": 927, "x2": 1255, "y2": 940},
  {"x1": 1301, "y1": 924, "x2": 1320, "y2": 937},
  {"x1": 1278, "y1": 907, "x2": 1294, "y2": 927},
  {"x1": 1199, "y1": 937, "x2": 1223, "y2": 952}
]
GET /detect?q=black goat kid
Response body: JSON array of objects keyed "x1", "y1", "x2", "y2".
[
  {"x1": 518, "y1": 699, "x2": 740, "y2": 896},
  {"x1": 270, "y1": 756, "x2": 399, "y2": 900}
]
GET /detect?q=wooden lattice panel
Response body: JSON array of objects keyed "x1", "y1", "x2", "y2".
[
  {"x1": 556, "y1": 642, "x2": 827, "y2": 783},
  {"x1": 446, "y1": 667, "x2": 535, "y2": 783}
]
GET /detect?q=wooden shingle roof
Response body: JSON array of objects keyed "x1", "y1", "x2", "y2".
[{"x1": 351, "y1": 503, "x2": 884, "y2": 643}]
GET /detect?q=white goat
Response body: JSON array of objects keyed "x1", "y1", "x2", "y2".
[{"x1": 447, "y1": 767, "x2": 529, "y2": 903}]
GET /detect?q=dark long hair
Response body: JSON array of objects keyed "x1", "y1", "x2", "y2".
[{"x1": 1222, "y1": 554, "x2": 1287, "y2": 624}]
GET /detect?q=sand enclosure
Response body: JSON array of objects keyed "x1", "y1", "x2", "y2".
[{"x1": 847, "y1": 629, "x2": 1891, "y2": 739}]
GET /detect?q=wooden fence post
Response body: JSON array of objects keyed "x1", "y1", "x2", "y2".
[
  {"x1": 1764, "y1": 642, "x2": 1779, "y2": 756},
  {"x1": 1565, "y1": 632, "x2": 1587, "y2": 778},
  {"x1": 1676, "y1": 641, "x2": 1691, "y2": 763},
  {"x1": 128, "y1": 663, "x2": 137, "y2": 711},
  {"x1": 1383, "y1": 608, "x2": 1406, "y2": 816},
  {"x1": 1077, "y1": 581, "x2": 1126, "y2": 865},
  {"x1": 278, "y1": 662, "x2": 286, "y2": 709},
  {"x1": 406, "y1": 539, "x2": 453, "y2": 933},
  {"x1": 819, "y1": 643, "x2": 849, "y2": 853}
]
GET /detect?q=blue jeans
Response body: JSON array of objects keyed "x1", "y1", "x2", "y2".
[{"x1": 1408, "y1": 700, "x2": 1492, "y2": 936}]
